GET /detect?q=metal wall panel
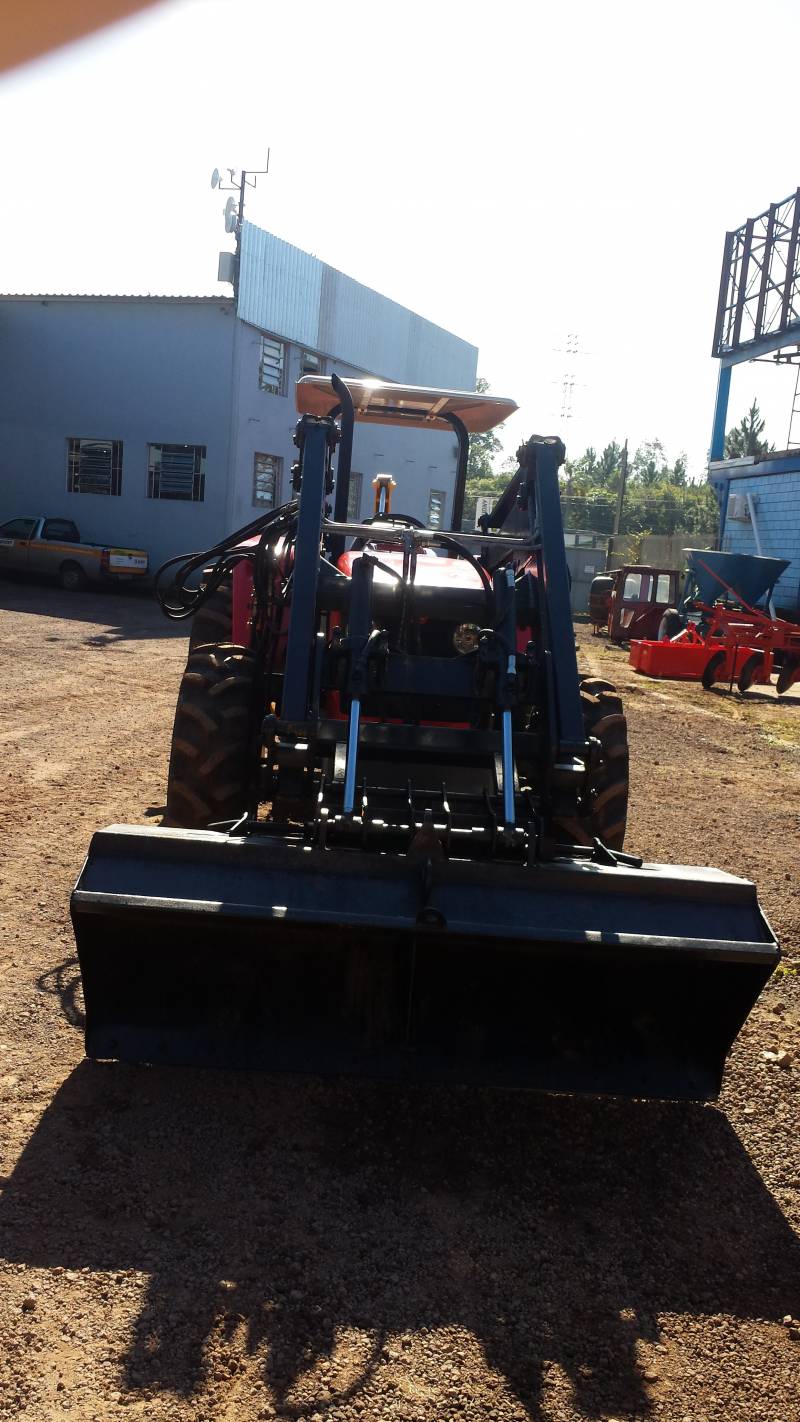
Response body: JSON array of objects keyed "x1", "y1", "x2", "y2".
[
  {"x1": 565, "y1": 544, "x2": 608, "y2": 615},
  {"x1": 237, "y1": 223, "x2": 478, "y2": 389},
  {"x1": 238, "y1": 224, "x2": 322, "y2": 351}
]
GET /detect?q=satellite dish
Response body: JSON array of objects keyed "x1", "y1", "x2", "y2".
[
  {"x1": 224, "y1": 196, "x2": 237, "y2": 233},
  {"x1": 211, "y1": 168, "x2": 220, "y2": 189}
]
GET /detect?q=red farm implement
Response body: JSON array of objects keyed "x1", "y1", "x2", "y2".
[{"x1": 630, "y1": 550, "x2": 800, "y2": 694}]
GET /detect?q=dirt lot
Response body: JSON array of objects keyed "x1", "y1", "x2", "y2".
[{"x1": 0, "y1": 581, "x2": 799, "y2": 1422}]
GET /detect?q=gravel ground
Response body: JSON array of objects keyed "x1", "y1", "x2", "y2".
[{"x1": 0, "y1": 582, "x2": 798, "y2": 1422}]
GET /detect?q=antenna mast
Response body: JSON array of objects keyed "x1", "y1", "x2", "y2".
[{"x1": 211, "y1": 154, "x2": 271, "y2": 297}]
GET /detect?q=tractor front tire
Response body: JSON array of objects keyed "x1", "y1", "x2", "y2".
[
  {"x1": 189, "y1": 577, "x2": 233, "y2": 652},
  {"x1": 554, "y1": 678, "x2": 629, "y2": 851},
  {"x1": 164, "y1": 644, "x2": 259, "y2": 830}
]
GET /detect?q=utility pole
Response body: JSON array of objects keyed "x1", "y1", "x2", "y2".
[{"x1": 613, "y1": 439, "x2": 628, "y2": 536}]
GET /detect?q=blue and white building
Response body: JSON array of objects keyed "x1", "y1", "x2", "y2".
[
  {"x1": 0, "y1": 222, "x2": 478, "y2": 573},
  {"x1": 708, "y1": 189, "x2": 800, "y2": 616}
]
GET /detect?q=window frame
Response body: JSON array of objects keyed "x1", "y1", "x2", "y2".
[
  {"x1": 655, "y1": 572, "x2": 673, "y2": 604},
  {"x1": 258, "y1": 334, "x2": 286, "y2": 395},
  {"x1": 42, "y1": 519, "x2": 80, "y2": 542},
  {"x1": 300, "y1": 350, "x2": 323, "y2": 376},
  {"x1": 0, "y1": 518, "x2": 37, "y2": 539},
  {"x1": 252, "y1": 451, "x2": 283, "y2": 510},
  {"x1": 346, "y1": 471, "x2": 363, "y2": 522},
  {"x1": 66, "y1": 437, "x2": 123, "y2": 497},
  {"x1": 147, "y1": 443, "x2": 207, "y2": 503},
  {"x1": 427, "y1": 488, "x2": 447, "y2": 529}
]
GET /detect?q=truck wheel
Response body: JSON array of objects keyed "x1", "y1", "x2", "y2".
[
  {"x1": 553, "y1": 679, "x2": 629, "y2": 850},
  {"x1": 164, "y1": 644, "x2": 260, "y2": 830},
  {"x1": 59, "y1": 561, "x2": 87, "y2": 592},
  {"x1": 189, "y1": 577, "x2": 233, "y2": 651}
]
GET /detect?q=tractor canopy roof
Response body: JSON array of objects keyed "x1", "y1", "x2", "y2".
[{"x1": 296, "y1": 376, "x2": 517, "y2": 434}]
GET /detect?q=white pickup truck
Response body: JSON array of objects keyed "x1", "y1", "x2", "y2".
[{"x1": 0, "y1": 517, "x2": 149, "y2": 591}]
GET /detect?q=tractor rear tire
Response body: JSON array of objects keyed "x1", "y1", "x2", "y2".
[
  {"x1": 658, "y1": 607, "x2": 682, "y2": 641},
  {"x1": 164, "y1": 643, "x2": 259, "y2": 830},
  {"x1": 554, "y1": 678, "x2": 629, "y2": 851},
  {"x1": 189, "y1": 577, "x2": 233, "y2": 651}
]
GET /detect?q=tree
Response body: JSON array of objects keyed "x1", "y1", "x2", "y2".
[
  {"x1": 466, "y1": 376, "x2": 504, "y2": 481},
  {"x1": 671, "y1": 453, "x2": 687, "y2": 486},
  {"x1": 462, "y1": 377, "x2": 509, "y2": 526},
  {"x1": 724, "y1": 400, "x2": 773, "y2": 458},
  {"x1": 631, "y1": 439, "x2": 669, "y2": 487}
]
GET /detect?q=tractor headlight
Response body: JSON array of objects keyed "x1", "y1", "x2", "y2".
[{"x1": 453, "y1": 622, "x2": 480, "y2": 655}]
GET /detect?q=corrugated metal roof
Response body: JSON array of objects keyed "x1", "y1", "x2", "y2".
[
  {"x1": 0, "y1": 293, "x2": 229, "y2": 303},
  {"x1": 237, "y1": 223, "x2": 478, "y2": 388}
]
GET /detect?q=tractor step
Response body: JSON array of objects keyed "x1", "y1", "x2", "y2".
[{"x1": 71, "y1": 824, "x2": 778, "y2": 1102}]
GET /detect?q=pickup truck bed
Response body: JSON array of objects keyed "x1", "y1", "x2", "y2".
[{"x1": 0, "y1": 517, "x2": 148, "y2": 590}]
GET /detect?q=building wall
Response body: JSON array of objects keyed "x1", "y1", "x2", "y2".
[
  {"x1": 228, "y1": 323, "x2": 459, "y2": 532},
  {"x1": 719, "y1": 464, "x2": 800, "y2": 613},
  {"x1": 237, "y1": 223, "x2": 479, "y2": 389},
  {"x1": 0, "y1": 297, "x2": 235, "y2": 573}
]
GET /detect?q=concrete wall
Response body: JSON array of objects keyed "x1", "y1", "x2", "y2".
[
  {"x1": 0, "y1": 297, "x2": 235, "y2": 573},
  {"x1": 720, "y1": 469, "x2": 800, "y2": 613},
  {"x1": 607, "y1": 533, "x2": 713, "y2": 571}
]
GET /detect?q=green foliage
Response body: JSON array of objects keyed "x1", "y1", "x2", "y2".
[
  {"x1": 724, "y1": 400, "x2": 773, "y2": 459},
  {"x1": 461, "y1": 381, "x2": 720, "y2": 537},
  {"x1": 466, "y1": 376, "x2": 504, "y2": 482},
  {"x1": 561, "y1": 439, "x2": 718, "y2": 536}
]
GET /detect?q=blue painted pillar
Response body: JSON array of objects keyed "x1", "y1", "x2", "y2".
[{"x1": 710, "y1": 363, "x2": 732, "y2": 460}]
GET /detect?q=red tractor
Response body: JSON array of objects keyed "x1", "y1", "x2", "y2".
[
  {"x1": 71, "y1": 376, "x2": 778, "y2": 1101},
  {"x1": 589, "y1": 565, "x2": 682, "y2": 641}
]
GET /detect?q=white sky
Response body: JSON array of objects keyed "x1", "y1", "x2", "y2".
[{"x1": 1, "y1": 0, "x2": 798, "y2": 475}]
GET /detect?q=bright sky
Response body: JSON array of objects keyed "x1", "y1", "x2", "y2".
[{"x1": 1, "y1": 0, "x2": 798, "y2": 476}]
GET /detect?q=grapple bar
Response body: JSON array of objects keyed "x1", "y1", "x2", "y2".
[{"x1": 71, "y1": 825, "x2": 778, "y2": 1101}]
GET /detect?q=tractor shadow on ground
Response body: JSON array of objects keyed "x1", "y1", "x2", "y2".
[
  {"x1": 0, "y1": 577, "x2": 188, "y2": 641},
  {"x1": 1, "y1": 1063, "x2": 798, "y2": 1420}
]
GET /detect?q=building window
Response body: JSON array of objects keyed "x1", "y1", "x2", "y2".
[
  {"x1": 253, "y1": 452, "x2": 282, "y2": 509},
  {"x1": 259, "y1": 335, "x2": 286, "y2": 394},
  {"x1": 300, "y1": 350, "x2": 323, "y2": 376},
  {"x1": 347, "y1": 471, "x2": 363, "y2": 521},
  {"x1": 428, "y1": 489, "x2": 446, "y2": 528},
  {"x1": 67, "y1": 438, "x2": 122, "y2": 496},
  {"x1": 147, "y1": 444, "x2": 206, "y2": 502}
]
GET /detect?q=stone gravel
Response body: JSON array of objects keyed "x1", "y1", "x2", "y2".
[{"x1": 0, "y1": 586, "x2": 798, "y2": 1421}]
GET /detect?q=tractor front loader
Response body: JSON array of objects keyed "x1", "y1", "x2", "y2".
[{"x1": 71, "y1": 376, "x2": 778, "y2": 1100}]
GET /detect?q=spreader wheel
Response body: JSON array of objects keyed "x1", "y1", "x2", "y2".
[
  {"x1": 554, "y1": 678, "x2": 629, "y2": 851},
  {"x1": 701, "y1": 649, "x2": 726, "y2": 690},
  {"x1": 737, "y1": 651, "x2": 765, "y2": 694},
  {"x1": 164, "y1": 644, "x2": 259, "y2": 830},
  {"x1": 777, "y1": 656, "x2": 799, "y2": 695}
]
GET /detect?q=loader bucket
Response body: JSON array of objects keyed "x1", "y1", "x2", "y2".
[{"x1": 71, "y1": 825, "x2": 779, "y2": 1102}]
